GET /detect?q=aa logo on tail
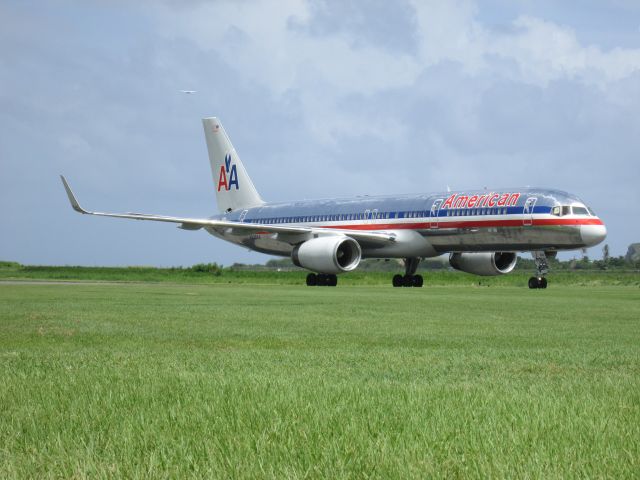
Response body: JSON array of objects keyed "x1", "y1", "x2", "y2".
[{"x1": 217, "y1": 153, "x2": 239, "y2": 191}]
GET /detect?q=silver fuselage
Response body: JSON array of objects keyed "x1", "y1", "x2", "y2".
[{"x1": 205, "y1": 187, "x2": 606, "y2": 258}]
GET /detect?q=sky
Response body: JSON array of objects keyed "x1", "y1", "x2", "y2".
[{"x1": 1, "y1": 0, "x2": 639, "y2": 267}]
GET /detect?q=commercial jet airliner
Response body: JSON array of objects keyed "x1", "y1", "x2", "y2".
[{"x1": 61, "y1": 117, "x2": 606, "y2": 289}]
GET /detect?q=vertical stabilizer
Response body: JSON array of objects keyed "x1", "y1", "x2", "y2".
[{"x1": 202, "y1": 117, "x2": 264, "y2": 213}]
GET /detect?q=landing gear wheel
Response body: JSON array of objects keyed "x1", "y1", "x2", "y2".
[
  {"x1": 530, "y1": 252, "x2": 550, "y2": 290},
  {"x1": 308, "y1": 273, "x2": 338, "y2": 287},
  {"x1": 528, "y1": 277, "x2": 547, "y2": 289},
  {"x1": 306, "y1": 273, "x2": 317, "y2": 286},
  {"x1": 393, "y1": 257, "x2": 424, "y2": 288},
  {"x1": 392, "y1": 274, "x2": 423, "y2": 287}
]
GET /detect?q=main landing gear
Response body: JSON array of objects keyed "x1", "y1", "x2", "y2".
[
  {"x1": 529, "y1": 251, "x2": 549, "y2": 289},
  {"x1": 306, "y1": 273, "x2": 338, "y2": 287},
  {"x1": 392, "y1": 257, "x2": 423, "y2": 287}
]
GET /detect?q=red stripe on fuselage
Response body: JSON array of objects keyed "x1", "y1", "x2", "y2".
[{"x1": 315, "y1": 217, "x2": 603, "y2": 231}]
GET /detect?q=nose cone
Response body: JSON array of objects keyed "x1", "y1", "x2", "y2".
[{"x1": 581, "y1": 223, "x2": 607, "y2": 247}]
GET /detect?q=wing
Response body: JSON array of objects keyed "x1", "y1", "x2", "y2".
[{"x1": 60, "y1": 176, "x2": 396, "y2": 247}]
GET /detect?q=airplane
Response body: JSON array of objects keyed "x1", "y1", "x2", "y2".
[
  {"x1": 179, "y1": 90, "x2": 197, "y2": 94},
  {"x1": 61, "y1": 117, "x2": 607, "y2": 289}
]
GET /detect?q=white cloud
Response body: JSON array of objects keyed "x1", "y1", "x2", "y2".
[
  {"x1": 487, "y1": 16, "x2": 640, "y2": 85},
  {"x1": 154, "y1": 0, "x2": 640, "y2": 149},
  {"x1": 154, "y1": 0, "x2": 419, "y2": 143}
]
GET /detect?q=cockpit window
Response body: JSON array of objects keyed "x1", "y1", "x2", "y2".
[
  {"x1": 572, "y1": 206, "x2": 589, "y2": 216},
  {"x1": 552, "y1": 205, "x2": 580, "y2": 216},
  {"x1": 587, "y1": 207, "x2": 596, "y2": 216}
]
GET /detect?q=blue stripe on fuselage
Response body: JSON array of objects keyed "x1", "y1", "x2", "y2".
[{"x1": 217, "y1": 188, "x2": 582, "y2": 224}]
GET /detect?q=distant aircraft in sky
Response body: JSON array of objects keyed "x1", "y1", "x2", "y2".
[
  {"x1": 179, "y1": 90, "x2": 197, "y2": 94},
  {"x1": 61, "y1": 117, "x2": 606, "y2": 288}
]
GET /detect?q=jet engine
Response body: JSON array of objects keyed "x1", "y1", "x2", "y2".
[
  {"x1": 292, "y1": 236, "x2": 361, "y2": 274},
  {"x1": 449, "y1": 252, "x2": 517, "y2": 276}
]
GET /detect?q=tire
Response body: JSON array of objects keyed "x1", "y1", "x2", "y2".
[
  {"x1": 328, "y1": 274, "x2": 338, "y2": 287},
  {"x1": 540, "y1": 277, "x2": 548, "y2": 289},
  {"x1": 528, "y1": 277, "x2": 538, "y2": 289},
  {"x1": 403, "y1": 275, "x2": 414, "y2": 287},
  {"x1": 413, "y1": 275, "x2": 424, "y2": 288},
  {"x1": 392, "y1": 274, "x2": 403, "y2": 287},
  {"x1": 306, "y1": 273, "x2": 317, "y2": 286}
]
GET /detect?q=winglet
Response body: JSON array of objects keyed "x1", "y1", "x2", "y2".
[{"x1": 60, "y1": 175, "x2": 88, "y2": 214}]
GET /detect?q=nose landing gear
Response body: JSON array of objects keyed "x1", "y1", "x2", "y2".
[
  {"x1": 529, "y1": 251, "x2": 549, "y2": 289},
  {"x1": 392, "y1": 258, "x2": 423, "y2": 288},
  {"x1": 528, "y1": 276, "x2": 548, "y2": 289}
]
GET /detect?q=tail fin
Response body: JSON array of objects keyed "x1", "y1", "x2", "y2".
[{"x1": 202, "y1": 117, "x2": 264, "y2": 213}]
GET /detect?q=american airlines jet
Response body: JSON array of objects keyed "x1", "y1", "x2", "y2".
[{"x1": 61, "y1": 117, "x2": 606, "y2": 289}]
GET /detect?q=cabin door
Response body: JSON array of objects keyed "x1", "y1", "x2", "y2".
[
  {"x1": 430, "y1": 199, "x2": 443, "y2": 229},
  {"x1": 523, "y1": 197, "x2": 537, "y2": 226}
]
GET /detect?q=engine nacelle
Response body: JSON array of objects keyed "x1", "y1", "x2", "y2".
[
  {"x1": 449, "y1": 252, "x2": 517, "y2": 276},
  {"x1": 292, "y1": 236, "x2": 361, "y2": 274}
]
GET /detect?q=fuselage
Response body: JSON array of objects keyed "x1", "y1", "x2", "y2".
[{"x1": 206, "y1": 187, "x2": 606, "y2": 259}]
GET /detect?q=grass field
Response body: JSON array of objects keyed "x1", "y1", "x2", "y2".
[
  {"x1": 1, "y1": 261, "x2": 639, "y2": 286},
  {"x1": 1, "y1": 282, "x2": 639, "y2": 478}
]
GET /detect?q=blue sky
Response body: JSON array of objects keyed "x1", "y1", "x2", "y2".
[{"x1": 1, "y1": 0, "x2": 639, "y2": 266}]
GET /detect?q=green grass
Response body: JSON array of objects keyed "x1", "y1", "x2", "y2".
[
  {"x1": 1, "y1": 283, "x2": 639, "y2": 478},
  {"x1": 1, "y1": 261, "x2": 639, "y2": 286}
]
